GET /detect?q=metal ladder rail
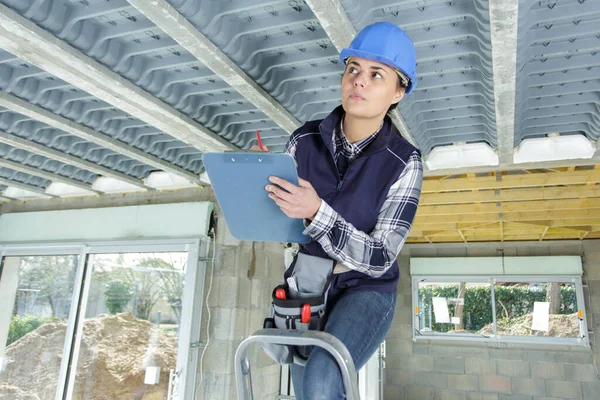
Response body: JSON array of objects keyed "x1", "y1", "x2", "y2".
[{"x1": 235, "y1": 328, "x2": 360, "y2": 400}]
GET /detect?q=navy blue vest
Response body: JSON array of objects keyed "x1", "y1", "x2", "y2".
[{"x1": 293, "y1": 106, "x2": 419, "y2": 298}]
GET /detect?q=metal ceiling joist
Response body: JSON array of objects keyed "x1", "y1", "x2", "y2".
[
  {"x1": 0, "y1": 176, "x2": 56, "y2": 198},
  {"x1": 0, "y1": 157, "x2": 100, "y2": 194},
  {"x1": 0, "y1": 131, "x2": 150, "y2": 190},
  {"x1": 127, "y1": 0, "x2": 301, "y2": 136},
  {"x1": 488, "y1": 0, "x2": 519, "y2": 165},
  {"x1": 0, "y1": 4, "x2": 235, "y2": 154},
  {"x1": 303, "y1": 0, "x2": 420, "y2": 152},
  {"x1": 0, "y1": 92, "x2": 202, "y2": 185}
]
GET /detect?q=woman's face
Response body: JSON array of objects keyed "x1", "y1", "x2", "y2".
[{"x1": 341, "y1": 57, "x2": 405, "y2": 119}]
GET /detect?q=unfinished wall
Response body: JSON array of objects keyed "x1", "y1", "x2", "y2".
[
  {"x1": 385, "y1": 240, "x2": 600, "y2": 400},
  {"x1": 195, "y1": 218, "x2": 284, "y2": 400}
]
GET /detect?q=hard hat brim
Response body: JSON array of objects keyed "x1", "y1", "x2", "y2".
[{"x1": 340, "y1": 48, "x2": 415, "y2": 95}]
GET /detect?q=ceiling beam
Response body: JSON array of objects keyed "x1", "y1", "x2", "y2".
[
  {"x1": 416, "y1": 198, "x2": 600, "y2": 216},
  {"x1": 420, "y1": 185, "x2": 600, "y2": 205},
  {"x1": 0, "y1": 4, "x2": 235, "y2": 154},
  {"x1": 127, "y1": 0, "x2": 300, "y2": 136},
  {"x1": 0, "y1": 131, "x2": 150, "y2": 190},
  {"x1": 413, "y1": 209, "x2": 600, "y2": 226},
  {"x1": 0, "y1": 176, "x2": 56, "y2": 198},
  {"x1": 0, "y1": 186, "x2": 214, "y2": 214},
  {"x1": 0, "y1": 157, "x2": 100, "y2": 194},
  {"x1": 509, "y1": 220, "x2": 593, "y2": 233},
  {"x1": 488, "y1": 0, "x2": 519, "y2": 165},
  {"x1": 424, "y1": 156, "x2": 600, "y2": 177},
  {"x1": 423, "y1": 168, "x2": 600, "y2": 193},
  {"x1": 303, "y1": 0, "x2": 420, "y2": 152},
  {"x1": 0, "y1": 92, "x2": 202, "y2": 185}
]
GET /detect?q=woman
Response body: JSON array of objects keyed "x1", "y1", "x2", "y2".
[{"x1": 257, "y1": 22, "x2": 422, "y2": 399}]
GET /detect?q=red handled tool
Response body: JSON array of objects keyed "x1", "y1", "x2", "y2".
[
  {"x1": 275, "y1": 288, "x2": 286, "y2": 300},
  {"x1": 301, "y1": 304, "x2": 311, "y2": 324}
]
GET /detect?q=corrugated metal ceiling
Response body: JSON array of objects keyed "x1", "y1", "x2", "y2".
[{"x1": 0, "y1": 0, "x2": 598, "y2": 199}]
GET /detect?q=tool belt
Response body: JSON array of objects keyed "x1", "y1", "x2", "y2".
[{"x1": 262, "y1": 252, "x2": 335, "y2": 364}]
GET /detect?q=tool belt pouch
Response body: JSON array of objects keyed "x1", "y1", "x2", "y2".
[{"x1": 262, "y1": 253, "x2": 335, "y2": 365}]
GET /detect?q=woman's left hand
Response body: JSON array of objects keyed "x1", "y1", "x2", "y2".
[{"x1": 266, "y1": 177, "x2": 321, "y2": 220}]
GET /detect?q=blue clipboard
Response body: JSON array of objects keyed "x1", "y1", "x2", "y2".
[{"x1": 202, "y1": 152, "x2": 311, "y2": 244}]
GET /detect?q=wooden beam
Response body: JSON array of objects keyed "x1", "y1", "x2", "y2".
[
  {"x1": 508, "y1": 220, "x2": 594, "y2": 231},
  {"x1": 412, "y1": 222, "x2": 500, "y2": 237},
  {"x1": 581, "y1": 232, "x2": 590, "y2": 240},
  {"x1": 419, "y1": 186, "x2": 600, "y2": 206},
  {"x1": 416, "y1": 198, "x2": 600, "y2": 216},
  {"x1": 423, "y1": 169, "x2": 600, "y2": 193},
  {"x1": 540, "y1": 226, "x2": 550, "y2": 241},
  {"x1": 458, "y1": 229, "x2": 467, "y2": 243},
  {"x1": 413, "y1": 209, "x2": 600, "y2": 225}
]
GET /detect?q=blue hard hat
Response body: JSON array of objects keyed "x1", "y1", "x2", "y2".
[{"x1": 340, "y1": 22, "x2": 418, "y2": 95}]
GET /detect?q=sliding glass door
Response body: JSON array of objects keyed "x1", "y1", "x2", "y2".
[
  {"x1": 0, "y1": 253, "x2": 80, "y2": 400},
  {"x1": 0, "y1": 240, "x2": 205, "y2": 400},
  {"x1": 72, "y1": 251, "x2": 188, "y2": 400}
]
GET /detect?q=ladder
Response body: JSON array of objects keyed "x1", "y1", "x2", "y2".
[{"x1": 235, "y1": 328, "x2": 360, "y2": 400}]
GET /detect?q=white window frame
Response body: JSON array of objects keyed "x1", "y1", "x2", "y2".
[
  {"x1": 0, "y1": 237, "x2": 208, "y2": 400},
  {"x1": 411, "y1": 275, "x2": 589, "y2": 347}
]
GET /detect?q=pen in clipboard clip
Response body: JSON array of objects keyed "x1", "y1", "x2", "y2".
[{"x1": 256, "y1": 130, "x2": 265, "y2": 151}]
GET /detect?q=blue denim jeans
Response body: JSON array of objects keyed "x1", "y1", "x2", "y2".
[{"x1": 290, "y1": 290, "x2": 397, "y2": 400}]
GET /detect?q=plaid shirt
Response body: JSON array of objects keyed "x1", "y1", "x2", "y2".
[{"x1": 285, "y1": 118, "x2": 423, "y2": 277}]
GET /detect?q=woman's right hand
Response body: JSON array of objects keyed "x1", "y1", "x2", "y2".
[{"x1": 250, "y1": 144, "x2": 269, "y2": 152}]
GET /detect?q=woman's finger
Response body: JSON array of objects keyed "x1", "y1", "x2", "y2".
[
  {"x1": 268, "y1": 177, "x2": 298, "y2": 194},
  {"x1": 267, "y1": 185, "x2": 294, "y2": 202}
]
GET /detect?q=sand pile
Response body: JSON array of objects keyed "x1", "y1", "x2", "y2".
[
  {"x1": 479, "y1": 312, "x2": 580, "y2": 337},
  {"x1": 0, "y1": 313, "x2": 178, "y2": 400}
]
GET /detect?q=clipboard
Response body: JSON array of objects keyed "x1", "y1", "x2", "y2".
[{"x1": 202, "y1": 152, "x2": 311, "y2": 244}]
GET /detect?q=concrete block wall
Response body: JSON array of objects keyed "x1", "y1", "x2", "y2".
[
  {"x1": 385, "y1": 240, "x2": 600, "y2": 400},
  {"x1": 195, "y1": 223, "x2": 285, "y2": 400}
]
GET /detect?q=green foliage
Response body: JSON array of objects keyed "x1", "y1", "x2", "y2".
[
  {"x1": 17, "y1": 255, "x2": 78, "y2": 317},
  {"x1": 418, "y1": 284, "x2": 576, "y2": 333},
  {"x1": 7, "y1": 314, "x2": 54, "y2": 346},
  {"x1": 103, "y1": 280, "x2": 134, "y2": 314}
]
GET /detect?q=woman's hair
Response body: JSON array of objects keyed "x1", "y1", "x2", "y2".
[{"x1": 387, "y1": 73, "x2": 407, "y2": 115}]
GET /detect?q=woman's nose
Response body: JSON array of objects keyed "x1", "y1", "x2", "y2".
[{"x1": 353, "y1": 74, "x2": 366, "y2": 88}]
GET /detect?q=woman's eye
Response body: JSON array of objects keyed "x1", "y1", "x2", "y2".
[
  {"x1": 372, "y1": 72, "x2": 382, "y2": 79},
  {"x1": 348, "y1": 67, "x2": 358, "y2": 74}
]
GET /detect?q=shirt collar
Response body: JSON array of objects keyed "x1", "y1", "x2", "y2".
[{"x1": 334, "y1": 115, "x2": 382, "y2": 157}]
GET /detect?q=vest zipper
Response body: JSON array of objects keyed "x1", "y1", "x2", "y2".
[{"x1": 326, "y1": 140, "x2": 387, "y2": 204}]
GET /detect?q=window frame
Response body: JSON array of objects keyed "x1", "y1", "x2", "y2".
[
  {"x1": 411, "y1": 275, "x2": 589, "y2": 347},
  {"x1": 0, "y1": 237, "x2": 207, "y2": 400}
]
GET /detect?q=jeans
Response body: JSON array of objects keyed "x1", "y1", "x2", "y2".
[{"x1": 290, "y1": 290, "x2": 397, "y2": 400}]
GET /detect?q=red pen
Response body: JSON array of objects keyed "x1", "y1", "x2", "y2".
[{"x1": 256, "y1": 130, "x2": 265, "y2": 150}]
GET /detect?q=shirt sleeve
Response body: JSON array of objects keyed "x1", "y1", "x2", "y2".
[
  {"x1": 303, "y1": 150, "x2": 423, "y2": 277},
  {"x1": 284, "y1": 131, "x2": 299, "y2": 162}
]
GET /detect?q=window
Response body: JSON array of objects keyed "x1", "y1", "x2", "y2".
[
  {"x1": 412, "y1": 276, "x2": 587, "y2": 345},
  {"x1": 0, "y1": 240, "x2": 206, "y2": 400},
  {"x1": 0, "y1": 254, "x2": 79, "y2": 399}
]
